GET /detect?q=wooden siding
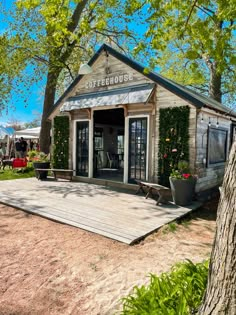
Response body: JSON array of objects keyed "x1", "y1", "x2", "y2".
[
  {"x1": 75, "y1": 52, "x2": 153, "y2": 95},
  {"x1": 71, "y1": 109, "x2": 89, "y2": 120},
  {"x1": 195, "y1": 109, "x2": 232, "y2": 192},
  {"x1": 50, "y1": 52, "x2": 235, "y2": 193},
  {"x1": 49, "y1": 53, "x2": 153, "y2": 120}
]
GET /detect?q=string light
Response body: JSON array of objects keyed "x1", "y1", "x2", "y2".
[
  {"x1": 200, "y1": 113, "x2": 220, "y2": 128},
  {"x1": 200, "y1": 114, "x2": 204, "y2": 123},
  {"x1": 208, "y1": 117, "x2": 211, "y2": 127}
]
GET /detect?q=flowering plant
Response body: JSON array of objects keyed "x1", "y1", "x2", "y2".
[
  {"x1": 170, "y1": 161, "x2": 197, "y2": 180},
  {"x1": 28, "y1": 150, "x2": 50, "y2": 162}
]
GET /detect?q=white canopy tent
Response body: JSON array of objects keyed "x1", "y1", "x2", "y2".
[
  {"x1": 14, "y1": 127, "x2": 41, "y2": 139},
  {"x1": 0, "y1": 126, "x2": 15, "y2": 156}
]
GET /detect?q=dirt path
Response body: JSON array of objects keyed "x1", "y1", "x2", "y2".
[{"x1": 0, "y1": 200, "x2": 217, "y2": 315}]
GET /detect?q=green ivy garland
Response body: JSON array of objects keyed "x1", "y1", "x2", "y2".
[
  {"x1": 158, "y1": 106, "x2": 190, "y2": 186},
  {"x1": 53, "y1": 116, "x2": 69, "y2": 169}
]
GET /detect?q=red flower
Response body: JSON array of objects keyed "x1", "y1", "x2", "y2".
[
  {"x1": 182, "y1": 173, "x2": 191, "y2": 179},
  {"x1": 164, "y1": 154, "x2": 168, "y2": 158}
]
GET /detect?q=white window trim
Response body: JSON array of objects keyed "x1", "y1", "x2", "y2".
[
  {"x1": 73, "y1": 119, "x2": 92, "y2": 178},
  {"x1": 124, "y1": 114, "x2": 150, "y2": 183}
]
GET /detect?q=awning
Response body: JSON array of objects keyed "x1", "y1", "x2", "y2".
[
  {"x1": 60, "y1": 83, "x2": 155, "y2": 112},
  {"x1": 0, "y1": 126, "x2": 15, "y2": 139},
  {"x1": 14, "y1": 127, "x2": 41, "y2": 139}
]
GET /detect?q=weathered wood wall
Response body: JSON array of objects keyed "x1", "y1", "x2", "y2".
[
  {"x1": 75, "y1": 53, "x2": 152, "y2": 94},
  {"x1": 50, "y1": 52, "x2": 153, "y2": 118},
  {"x1": 51, "y1": 51, "x2": 235, "y2": 193},
  {"x1": 195, "y1": 109, "x2": 233, "y2": 192}
]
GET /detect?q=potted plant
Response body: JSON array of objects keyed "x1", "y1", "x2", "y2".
[
  {"x1": 28, "y1": 151, "x2": 51, "y2": 179},
  {"x1": 169, "y1": 161, "x2": 197, "y2": 206}
]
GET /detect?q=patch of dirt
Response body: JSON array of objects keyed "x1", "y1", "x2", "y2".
[{"x1": 0, "y1": 198, "x2": 218, "y2": 315}]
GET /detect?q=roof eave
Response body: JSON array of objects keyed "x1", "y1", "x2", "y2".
[{"x1": 48, "y1": 43, "x2": 234, "y2": 119}]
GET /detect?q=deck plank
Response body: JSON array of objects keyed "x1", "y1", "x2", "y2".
[{"x1": 0, "y1": 178, "x2": 201, "y2": 244}]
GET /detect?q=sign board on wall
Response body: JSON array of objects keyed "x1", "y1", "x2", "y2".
[{"x1": 85, "y1": 73, "x2": 133, "y2": 89}]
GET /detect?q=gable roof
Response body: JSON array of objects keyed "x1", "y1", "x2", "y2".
[{"x1": 49, "y1": 43, "x2": 236, "y2": 118}]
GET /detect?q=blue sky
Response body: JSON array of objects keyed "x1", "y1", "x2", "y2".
[
  {"x1": 0, "y1": 1, "x2": 148, "y2": 127},
  {"x1": 0, "y1": 1, "x2": 44, "y2": 126}
]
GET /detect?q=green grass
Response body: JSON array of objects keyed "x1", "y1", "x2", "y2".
[
  {"x1": 121, "y1": 260, "x2": 209, "y2": 315},
  {"x1": 162, "y1": 222, "x2": 178, "y2": 234},
  {"x1": 0, "y1": 165, "x2": 35, "y2": 180},
  {"x1": 179, "y1": 219, "x2": 191, "y2": 228},
  {"x1": 162, "y1": 219, "x2": 192, "y2": 235}
]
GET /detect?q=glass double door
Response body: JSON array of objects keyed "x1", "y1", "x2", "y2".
[
  {"x1": 76, "y1": 121, "x2": 89, "y2": 176},
  {"x1": 128, "y1": 117, "x2": 147, "y2": 183},
  {"x1": 75, "y1": 117, "x2": 148, "y2": 183}
]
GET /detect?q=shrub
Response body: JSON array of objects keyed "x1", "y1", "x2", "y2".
[
  {"x1": 28, "y1": 150, "x2": 50, "y2": 162},
  {"x1": 121, "y1": 260, "x2": 208, "y2": 315}
]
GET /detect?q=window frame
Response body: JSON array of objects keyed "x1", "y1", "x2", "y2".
[{"x1": 207, "y1": 126, "x2": 228, "y2": 167}]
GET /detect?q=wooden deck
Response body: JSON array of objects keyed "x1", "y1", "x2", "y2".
[{"x1": 0, "y1": 178, "x2": 201, "y2": 244}]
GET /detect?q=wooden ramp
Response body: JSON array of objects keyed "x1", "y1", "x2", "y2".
[{"x1": 0, "y1": 178, "x2": 201, "y2": 244}]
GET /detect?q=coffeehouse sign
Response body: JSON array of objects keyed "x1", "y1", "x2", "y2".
[{"x1": 85, "y1": 73, "x2": 133, "y2": 89}]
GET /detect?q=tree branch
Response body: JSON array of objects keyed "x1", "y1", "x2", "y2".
[
  {"x1": 62, "y1": 61, "x2": 75, "y2": 80},
  {"x1": 6, "y1": 44, "x2": 49, "y2": 65},
  {"x1": 32, "y1": 55, "x2": 49, "y2": 65},
  {"x1": 200, "y1": 5, "x2": 215, "y2": 15},
  {"x1": 67, "y1": 0, "x2": 89, "y2": 33},
  {"x1": 195, "y1": 5, "x2": 216, "y2": 20},
  {"x1": 184, "y1": 0, "x2": 198, "y2": 29}
]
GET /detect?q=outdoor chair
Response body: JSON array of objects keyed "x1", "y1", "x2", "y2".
[{"x1": 106, "y1": 152, "x2": 119, "y2": 169}]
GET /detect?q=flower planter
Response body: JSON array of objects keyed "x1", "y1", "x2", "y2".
[
  {"x1": 33, "y1": 161, "x2": 50, "y2": 179},
  {"x1": 169, "y1": 177, "x2": 196, "y2": 206}
]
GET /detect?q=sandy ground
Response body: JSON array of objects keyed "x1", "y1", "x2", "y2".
[{"x1": 0, "y1": 199, "x2": 217, "y2": 315}]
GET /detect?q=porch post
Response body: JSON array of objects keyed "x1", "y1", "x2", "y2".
[
  {"x1": 88, "y1": 110, "x2": 94, "y2": 178},
  {"x1": 124, "y1": 116, "x2": 129, "y2": 183}
]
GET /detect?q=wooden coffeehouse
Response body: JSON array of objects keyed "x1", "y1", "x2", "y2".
[{"x1": 48, "y1": 44, "x2": 236, "y2": 193}]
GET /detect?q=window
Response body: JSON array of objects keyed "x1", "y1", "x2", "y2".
[
  {"x1": 128, "y1": 117, "x2": 147, "y2": 183},
  {"x1": 230, "y1": 124, "x2": 236, "y2": 147},
  {"x1": 117, "y1": 129, "x2": 124, "y2": 155},
  {"x1": 94, "y1": 128, "x2": 103, "y2": 151},
  {"x1": 207, "y1": 127, "x2": 228, "y2": 165},
  {"x1": 76, "y1": 121, "x2": 89, "y2": 176}
]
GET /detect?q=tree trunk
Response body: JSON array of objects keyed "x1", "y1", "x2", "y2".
[
  {"x1": 40, "y1": 68, "x2": 60, "y2": 153},
  {"x1": 209, "y1": 64, "x2": 222, "y2": 103},
  {"x1": 39, "y1": 1, "x2": 89, "y2": 153},
  {"x1": 198, "y1": 141, "x2": 236, "y2": 314},
  {"x1": 208, "y1": 20, "x2": 223, "y2": 104}
]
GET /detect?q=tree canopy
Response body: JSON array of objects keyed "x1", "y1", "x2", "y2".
[
  {"x1": 133, "y1": 0, "x2": 236, "y2": 104},
  {"x1": 0, "y1": 0, "x2": 235, "y2": 150},
  {"x1": 0, "y1": 0, "x2": 139, "y2": 151},
  {"x1": 0, "y1": 0, "x2": 136, "y2": 109}
]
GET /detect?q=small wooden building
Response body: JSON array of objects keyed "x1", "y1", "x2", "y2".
[{"x1": 48, "y1": 44, "x2": 236, "y2": 193}]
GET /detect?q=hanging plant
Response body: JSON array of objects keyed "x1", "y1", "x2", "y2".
[
  {"x1": 53, "y1": 116, "x2": 69, "y2": 169},
  {"x1": 158, "y1": 106, "x2": 190, "y2": 186}
]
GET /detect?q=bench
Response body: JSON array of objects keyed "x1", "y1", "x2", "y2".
[
  {"x1": 0, "y1": 158, "x2": 13, "y2": 170},
  {"x1": 35, "y1": 168, "x2": 74, "y2": 181},
  {"x1": 135, "y1": 180, "x2": 171, "y2": 205}
]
